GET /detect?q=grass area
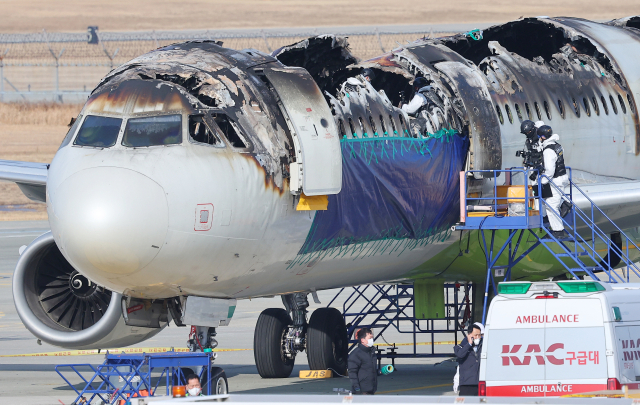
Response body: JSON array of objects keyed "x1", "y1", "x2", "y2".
[{"x1": 0, "y1": 102, "x2": 81, "y2": 221}]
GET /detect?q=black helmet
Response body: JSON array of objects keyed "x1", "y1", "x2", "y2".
[
  {"x1": 362, "y1": 68, "x2": 376, "y2": 81},
  {"x1": 413, "y1": 77, "x2": 429, "y2": 90},
  {"x1": 537, "y1": 125, "x2": 553, "y2": 138},
  {"x1": 520, "y1": 120, "x2": 536, "y2": 136}
]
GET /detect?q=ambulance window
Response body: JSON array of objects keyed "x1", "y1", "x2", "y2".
[
  {"x1": 74, "y1": 115, "x2": 122, "y2": 148},
  {"x1": 212, "y1": 113, "x2": 248, "y2": 149},
  {"x1": 123, "y1": 114, "x2": 182, "y2": 147},
  {"x1": 189, "y1": 115, "x2": 222, "y2": 147}
]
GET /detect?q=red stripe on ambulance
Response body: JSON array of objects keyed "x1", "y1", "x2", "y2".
[{"x1": 487, "y1": 383, "x2": 606, "y2": 396}]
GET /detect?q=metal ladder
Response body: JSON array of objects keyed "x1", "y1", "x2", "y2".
[{"x1": 458, "y1": 168, "x2": 640, "y2": 323}]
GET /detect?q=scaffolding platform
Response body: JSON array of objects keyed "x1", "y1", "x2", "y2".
[
  {"x1": 328, "y1": 282, "x2": 475, "y2": 365},
  {"x1": 56, "y1": 350, "x2": 216, "y2": 404},
  {"x1": 456, "y1": 167, "x2": 640, "y2": 323}
]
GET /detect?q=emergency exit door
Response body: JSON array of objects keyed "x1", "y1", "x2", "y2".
[{"x1": 263, "y1": 67, "x2": 342, "y2": 196}]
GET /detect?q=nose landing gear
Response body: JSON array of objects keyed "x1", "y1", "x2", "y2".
[{"x1": 253, "y1": 293, "x2": 349, "y2": 378}]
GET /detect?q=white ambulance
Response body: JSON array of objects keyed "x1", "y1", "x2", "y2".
[{"x1": 479, "y1": 280, "x2": 640, "y2": 397}]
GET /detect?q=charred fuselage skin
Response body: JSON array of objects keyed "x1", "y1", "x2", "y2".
[{"x1": 44, "y1": 17, "x2": 640, "y2": 302}]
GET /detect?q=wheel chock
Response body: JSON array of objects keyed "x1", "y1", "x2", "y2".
[{"x1": 299, "y1": 370, "x2": 333, "y2": 378}]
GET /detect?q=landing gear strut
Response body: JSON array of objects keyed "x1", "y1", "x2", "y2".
[{"x1": 254, "y1": 293, "x2": 348, "y2": 378}]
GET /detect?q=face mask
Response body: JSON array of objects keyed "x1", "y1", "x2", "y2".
[
  {"x1": 367, "y1": 338, "x2": 374, "y2": 347},
  {"x1": 474, "y1": 338, "x2": 481, "y2": 346},
  {"x1": 187, "y1": 387, "x2": 201, "y2": 396}
]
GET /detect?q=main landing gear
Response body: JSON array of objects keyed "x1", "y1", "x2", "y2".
[{"x1": 253, "y1": 292, "x2": 349, "y2": 378}]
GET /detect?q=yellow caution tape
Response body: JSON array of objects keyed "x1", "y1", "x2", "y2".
[
  {"x1": 0, "y1": 347, "x2": 250, "y2": 357},
  {"x1": 0, "y1": 341, "x2": 455, "y2": 358}
]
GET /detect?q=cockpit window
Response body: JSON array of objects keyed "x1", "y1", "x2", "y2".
[
  {"x1": 189, "y1": 115, "x2": 223, "y2": 146},
  {"x1": 74, "y1": 115, "x2": 122, "y2": 148},
  {"x1": 212, "y1": 113, "x2": 248, "y2": 149},
  {"x1": 122, "y1": 114, "x2": 182, "y2": 147}
]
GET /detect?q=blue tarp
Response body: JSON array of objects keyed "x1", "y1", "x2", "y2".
[{"x1": 299, "y1": 132, "x2": 469, "y2": 255}]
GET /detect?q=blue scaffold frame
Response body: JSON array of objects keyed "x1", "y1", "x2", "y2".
[
  {"x1": 56, "y1": 350, "x2": 214, "y2": 404},
  {"x1": 456, "y1": 167, "x2": 640, "y2": 324}
]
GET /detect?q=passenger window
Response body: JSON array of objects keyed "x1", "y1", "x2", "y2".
[
  {"x1": 582, "y1": 98, "x2": 591, "y2": 117},
  {"x1": 189, "y1": 115, "x2": 222, "y2": 146},
  {"x1": 495, "y1": 105, "x2": 504, "y2": 125},
  {"x1": 628, "y1": 93, "x2": 635, "y2": 114},
  {"x1": 123, "y1": 114, "x2": 181, "y2": 147},
  {"x1": 534, "y1": 102, "x2": 542, "y2": 120},
  {"x1": 379, "y1": 115, "x2": 388, "y2": 136},
  {"x1": 349, "y1": 118, "x2": 358, "y2": 138},
  {"x1": 388, "y1": 115, "x2": 397, "y2": 136},
  {"x1": 212, "y1": 113, "x2": 248, "y2": 149},
  {"x1": 515, "y1": 103, "x2": 523, "y2": 121},
  {"x1": 618, "y1": 94, "x2": 627, "y2": 114},
  {"x1": 591, "y1": 97, "x2": 600, "y2": 116},
  {"x1": 338, "y1": 119, "x2": 347, "y2": 139},
  {"x1": 610, "y1": 95, "x2": 618, "y2": 114},
  {"x1": 369, "y1": 116, "x2": 378, "y2": 136},
  {"x1": 358, "y1": 117, "x2": 368, "y2": 137},
  {"x1": 557, "y1": 100, "x2": 565, "y2": 119},
  {"x1": 543, "y1": 100, "x2": 552, "y2": 120},
  {"x1": 74, "y1": 115, "x2": 122, "y2": 148},
  {"x1": 505, "y1": 104, "x2": 513, "y2": 124},
  {"x1": 601, "y1": 96, "x2": 609, "y2": 115},
  {"x1": 525, "y1": 103, "x2": 532, "y2": 120},
  {"x1": 572, "y1": 97, "x2": 581, "y2": 117}
]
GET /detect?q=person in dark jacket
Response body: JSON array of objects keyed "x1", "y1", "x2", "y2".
[
  {"x1": 454, "y1": 324, "x2": 483, "y2": 396},
  {"x1": 348, "y1": 327, "x2": 377, "y2": 395}
]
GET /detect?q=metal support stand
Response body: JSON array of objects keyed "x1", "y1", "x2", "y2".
[{"x1": 328, "y1": 282, "x2": 474, "y2": 361}]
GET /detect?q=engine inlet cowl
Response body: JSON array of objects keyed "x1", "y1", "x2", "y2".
[{"x1": 13, "y1": 231, "x2": 165, "y2": 349}]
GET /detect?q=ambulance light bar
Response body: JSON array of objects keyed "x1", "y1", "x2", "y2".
[
  {"x1": 497, "y1": 282, "x2": 531, "y2": 294},
  {"x1": 557, "y1": 281, "x2": 605, "y2": 293}
]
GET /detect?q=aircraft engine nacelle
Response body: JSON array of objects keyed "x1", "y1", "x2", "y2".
[{"x1": 13, "y1": 232, "x2": 167, "y2": 350}]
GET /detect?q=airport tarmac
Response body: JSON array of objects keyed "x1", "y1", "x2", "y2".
[{"x1": 0, "y1": 221, "x2": 459, "y2": 404}]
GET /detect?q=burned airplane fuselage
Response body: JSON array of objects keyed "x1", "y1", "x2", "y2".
[{"x1": 42, "y1": 17, "x2": 640, "y2": 302}]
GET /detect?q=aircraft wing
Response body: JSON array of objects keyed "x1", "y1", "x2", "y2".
[{"x1": 0, "y1": 159, "x2": 48, "y2": 202}]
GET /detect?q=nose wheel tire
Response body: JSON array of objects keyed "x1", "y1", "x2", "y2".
[
  {"x1": 254, "y1": 308, "x2": 295, "y2": 378},
  {"x1": 208, "y1": 367, "x2": 228, "y2": 395},
  {"x1": 307, "y1": 307, "x2": 349, "y2": 376}
]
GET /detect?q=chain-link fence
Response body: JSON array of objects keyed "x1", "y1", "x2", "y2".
[{"x1": 0, "y1": 27, "x2": 460, "y2": 103}]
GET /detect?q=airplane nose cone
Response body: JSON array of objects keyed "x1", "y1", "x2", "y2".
[{"x1": 50, "y1": 167, "x2": 168, "y2": 277}]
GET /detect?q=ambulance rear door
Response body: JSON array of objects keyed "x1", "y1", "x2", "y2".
[
  {"x1": 612, "y1": 301, "x2": 640, "y2": 387},
  {"x1": 543, "y1": 297, "x2": 608, "y2": 395}
]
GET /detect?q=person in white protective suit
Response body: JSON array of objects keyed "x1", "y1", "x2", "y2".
[
  {"x1": 537, "y1": 125, "x2": 569, "y2": 238},
  {"x1": 453, "y1": 322, "x2": 484, "y2": 393}
]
